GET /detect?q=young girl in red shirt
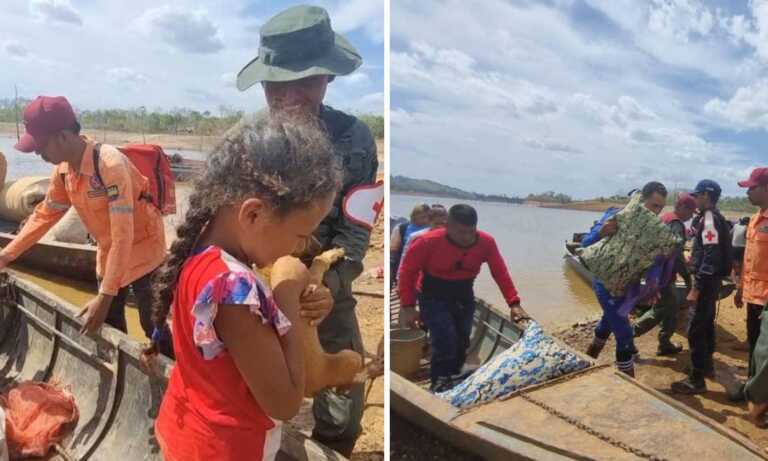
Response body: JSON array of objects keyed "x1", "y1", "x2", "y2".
[{"x1": 145, "y1": 114, "x2": 340, "y2": 460}]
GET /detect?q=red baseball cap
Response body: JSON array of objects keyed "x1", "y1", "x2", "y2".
[
  {"x1": 738, "y1": 167, "x2": 768, "y2": 188},
  {"x1": 15, "y1": 96, "x2": 77, "y2": 153},
  {"x1": 676, "y1": 192, "x2": 696, "y2": 209}
]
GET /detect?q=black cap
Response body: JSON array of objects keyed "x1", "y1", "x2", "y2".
[{"x1": 691, "y1": 179, "x2": 721, "y2": 198}]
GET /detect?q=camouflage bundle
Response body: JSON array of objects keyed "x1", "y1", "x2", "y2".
[{"x1": 578, "y1": 193, "x2": 681, "y2": 296}]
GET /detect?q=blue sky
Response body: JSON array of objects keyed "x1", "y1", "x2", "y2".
[
  {"x1": 391, "y1": 0, "x2": 768, "y2": 198},
  {"x1": 0, "y1": 0, "x2": 383, "y2": 115}
]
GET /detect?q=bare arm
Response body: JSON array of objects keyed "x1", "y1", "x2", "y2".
[{"x1": 215, "y1": 278, "x2": 306, "y2": 421}]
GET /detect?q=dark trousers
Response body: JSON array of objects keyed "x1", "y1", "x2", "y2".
[
  {"x1": 633, "y1": 282, "x2": 679, "y2": 347},
  {"x1": 593, "y1": 280, "x2": 635, "y2": 362},
  {"x1": 748, "y1": 303, "x2": 763, "y2": 377},
  {"x1": 419, "y1": 295, "x2": 476, "y2": 385},
  {"x1": 312, "y1": 261, "x2": 364, "y2": 456},
  {"x1": 100, "y1": 271, "x2": 154, "y2": 338},
  {"x1": 688, "y1": 277, "x2": 721, "y2": 375}
]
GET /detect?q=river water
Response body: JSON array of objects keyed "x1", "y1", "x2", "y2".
[{"x1": 392, "y1": 194, "x2": 605, "y2": 328}]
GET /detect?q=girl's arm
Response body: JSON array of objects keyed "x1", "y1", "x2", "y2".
[{"x1": 215, "y1": 278, "x2": 306, "y2": 421}]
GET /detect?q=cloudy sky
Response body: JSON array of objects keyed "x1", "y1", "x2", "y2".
[
  {"x1": 0, "y1": 0, "x2": 383, "y2": 115},
  {"x1": 391, "y1": 0, "x2": 768, "y2": 198}
]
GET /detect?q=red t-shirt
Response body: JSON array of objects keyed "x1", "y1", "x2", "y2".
[
  {"x1": 155, "y1": 246, "x2": 292, "y2": 461},
  {"x1": 398, "y1": 228, "x2": 520, "y2": 307}
]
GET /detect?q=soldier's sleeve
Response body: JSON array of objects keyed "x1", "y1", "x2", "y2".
[
  {"x1": 330, "y1": 121, "x2": 378, "y2": 262},
  {"x1": 694, "y1": 211, "x2": 720, "y2": 288}
]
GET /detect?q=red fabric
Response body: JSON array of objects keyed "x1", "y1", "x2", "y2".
[
  {"x1": 116, "y1": 144, "x2": 176, "y2": 215},
  {"x1": 398, "y1": 228, "x2": 520, "y2": 307},
  {"x1": 155, "y1": 247, "x2": 278, "y2": 461},
  {"x1": 0, "y1": 381, "x2": 78, "y2": 459},
  {"x1": 661, "y1": 211, "x2": 682, "y2": 225}
]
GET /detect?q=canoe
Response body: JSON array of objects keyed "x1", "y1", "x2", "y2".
[
  {"x1": 564, "y1": 239, "x2": 736, "y2": 302},
  {"x1": 389, "y1": 288, "x2": 767, "y2": 460},
  {"x1": 0, "y1": 218, "x2": 96, "y2": 283},
  {"x1": 0, "y1": 272, "x2": 346, "y2": 460}
]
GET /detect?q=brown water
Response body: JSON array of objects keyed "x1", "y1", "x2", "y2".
[
  {"x1": 392, "y1": 194, "x2": 605, "y2": 328},
  {"x1": 9, "y1": 266, "x2": 147, "y2": 341}
]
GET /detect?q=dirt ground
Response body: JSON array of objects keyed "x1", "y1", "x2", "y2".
[{"x1": 554, "y1": 296, "x2": 768, "y2": 451}]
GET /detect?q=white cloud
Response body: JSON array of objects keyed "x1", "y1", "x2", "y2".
[
  {"x1": 31, "y1": 0, "x2": 83, "y2": 26},
  {"x1": 105, "y1": 67, "x2": 148, "y2": 85},
  {"x1": 135, "y1": 6, "x2": 224, "y2": 54},
  {"x1": 705, "y1": 79, "x2": 768, "y2": 130},
  {"x1": 647, "y1": 0, "x2": 715, "y2": 42},
  {"x1": 391, "y1": 0, "x2": 759, "y2": 197},
  {"x1": 3, "y1": 40, "x2": 29, "y2": 58},
  {"x1": 220, "y1": 72, "x2": 236, "y2": 89},
  {"x1": 326, "y1": 0, "x2": 383, "y2": 43}
]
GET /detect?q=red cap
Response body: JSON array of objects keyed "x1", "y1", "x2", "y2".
[
  {"x1": 15, "y1": 96, "x2": 77, "y2": 153},
  {"x1": 738, "y1": 167, "x2": 768, "y2": 188},
  {"x1": 676, "y1": 192, "x2": 696, "y2": 209}
]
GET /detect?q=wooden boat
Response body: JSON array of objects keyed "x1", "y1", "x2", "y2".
[
  {"x1": 564, "y1": 235, "x2": 736, "y2": 302},
  {"x1": 0, "y1": 218, "x2": 97, "y2": 283},
  {"x1": 390, "y1": 288, "x2": 767, "y2": 460},
  {"x1": 169, "y1": 157, "x2": 204, "y2": 182},
  {"x1": 0, "y1": 272, "x2": 346, "y2": 460}
]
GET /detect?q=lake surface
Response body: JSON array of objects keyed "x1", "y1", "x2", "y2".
[
  {"x1": 392, "y1": 193, "x2": 605, "y2": 328},
  {"x1": 0, "y1": 135, "x2": 207, "y2": 179}
]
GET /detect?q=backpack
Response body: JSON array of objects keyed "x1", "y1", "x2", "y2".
[{"x1": 93, "y1": 143, "x2": 176, "y2": 215}]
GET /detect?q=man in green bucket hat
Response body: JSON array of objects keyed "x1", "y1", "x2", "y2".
[{"x1": 236, "y1": 5, "x2": 379, "y2": 457}]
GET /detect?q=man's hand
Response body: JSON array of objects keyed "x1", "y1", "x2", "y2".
[
  {"x1": 0, "y1": 253, "x2": 13, "y2": 272},
  {"x1": 686, "y1": 288, "x2": 700, "y2": 308},
  {"x1": 748, "y1": 401, "x2": 768, "y2": 428},
  {"x1": 399, "y1": 306, "x2": 420, "y2": 329},
  {"x1": 77, "y1": 294, "x2": 114, "y2": 335},
  {"x1": 300, "y1": 284, "x2": 333, "y2": 326},
  {"x1": 598, "y1": 219, "x2": 618, "y2": 238},
  {"x1": 735, "y1": 289, "x2": 744, "y2": 309},
  {"x1": 510, "y1": 303, "x2": 531, "y2": 323}
]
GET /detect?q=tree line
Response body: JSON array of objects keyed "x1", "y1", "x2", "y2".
[{"x1": 0, "y1": 98, "x2": 384, "y2": 139}]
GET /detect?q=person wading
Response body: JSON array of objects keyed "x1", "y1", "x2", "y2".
[
  {"x1": 234, "y1": 6, "x2": 379, "y2": 456},
  {"x1": 633, "y1": 192, "x2": 695, "y2": 356},
  {"x1": 0, "y1": 96, "x2": 167, "y2": 351},
  {"x1": 398, "y1": 204, "x2": 529, "y2": 392},
  {"x1": 672, "y1": 179, "x2": 732, "y2": 394},
  {"x1": 583, "y1": 181, "x2": 668, "y2": 377},
  {"x1": 729, "y1": 168, "x2": 768, "y2": 402}
]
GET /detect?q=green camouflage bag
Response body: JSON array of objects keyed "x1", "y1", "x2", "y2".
[{"x1": 578, "y1": 192, "x2": 681, "y2": 296}]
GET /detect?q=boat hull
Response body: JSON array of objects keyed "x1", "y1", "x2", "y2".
[{"x1": 0, "y1": 273, "x2": 345, "y2": 461}]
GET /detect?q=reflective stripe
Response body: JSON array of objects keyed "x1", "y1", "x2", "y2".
[
  {"x1": 109, "y1": 205, "x2": 134, "y2": 214},
  {"x1": 46, "y1": 200, "x2": 70, "y2": 211}
]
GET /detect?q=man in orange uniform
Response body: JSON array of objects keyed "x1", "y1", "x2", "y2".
[
  {"x1": 730, "y1": 167, "x2": 768, "y2": 405},
  {"x1": 0, "y1": 96, "x2": 166, "y2": 342}
]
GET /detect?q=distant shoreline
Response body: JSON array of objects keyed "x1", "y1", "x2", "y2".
[{"x1": 393, "y1": 192, "x2": 752, "y2": 220}]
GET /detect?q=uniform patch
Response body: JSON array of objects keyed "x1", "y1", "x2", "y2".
[
  {"x1": 106, "y1": 185, "x2": 120, "y2": 202},
  {"x1": 87, "y1": 189, "x2": 106, "y2": 199},
  {"x1": 760, "y1": 225, "x2": 768, "y2": 234},
  {"x1": 702, "y1": 211, "x2": 719, "y2": 245}
]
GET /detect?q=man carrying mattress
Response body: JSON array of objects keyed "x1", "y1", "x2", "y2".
[
  {"x1": 0, "y1": 96, "x2": 167, "y2": 348},
  {"x1": 398, "y1": 204, "x2": 529, "y2": 392},
  {"x1": 583, "y1": 181, "x2": 668, "y2": 377},
  {"x1": 632, "y1": 192, "x2": 695, "y2": 355},
  {"x1": 672, "y1": 179, "x2": 732, "y2": 394}
]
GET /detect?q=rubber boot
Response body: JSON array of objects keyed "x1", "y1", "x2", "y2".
[
  {"x1": 586, "y1": 337, "x2": 607, "y2": 359},
  {"x1": 617, "y1": 358, "x2": 635, "y2": 378},
  {"x1": 671, "y1": 370, "x2": 707, "y2": 394}
]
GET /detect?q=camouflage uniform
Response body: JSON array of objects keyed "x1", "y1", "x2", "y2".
[{"x1": 311, "y1": 105, "x2": 378, "y2": 453}]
